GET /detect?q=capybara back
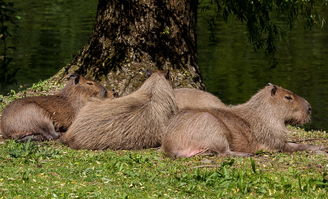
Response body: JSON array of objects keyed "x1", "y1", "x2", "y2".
[{"x1": 174, "y1": 88, "x2": 225, "y2": 109}]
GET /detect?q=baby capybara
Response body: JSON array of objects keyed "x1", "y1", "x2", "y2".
[
  {"x1": 0, "y1": 74, "x2": 108, "y2": 141},
  {"x1": 61, "y1": 71, "x2": 178, "y2": 150},
  {"x1": 162, "y1": 83, "x2": 324, "y2": 158}
]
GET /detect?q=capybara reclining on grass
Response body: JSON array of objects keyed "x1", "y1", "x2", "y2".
[
  {"x1": 174, "y1": 88, "x2": 226, "y2": 110},
  {"x1": 0, "y1": 74, "x2": 108, "y2": 141},
  {"x1": 162, "y1": 83, "x2": 324, "y2": 158},
  {"x1": 61, "y1": 71, "x2": 178, "y2": 150}
]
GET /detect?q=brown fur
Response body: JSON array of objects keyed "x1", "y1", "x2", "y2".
[
  {"x1": 162, "y1": 84, "x2": 322, "y2": 158},
  {"x1": 61, "y1": 71, "x2": 178, "y2": 150},
  {"x1": 174, "y1": 88, "x2": 226, "y2": 109},
  {"x1": 0, "y1": 75, "x2": 108, "y2": 141}
]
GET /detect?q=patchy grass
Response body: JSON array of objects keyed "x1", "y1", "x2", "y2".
[
  {"x1": 0, "y1": 129, "x2": 327, "y2": 199},
  {"x1": 0, "y1": 82, "x2": 328, "y2": 198}
]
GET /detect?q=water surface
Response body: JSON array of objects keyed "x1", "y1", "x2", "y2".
[{"x1": 5, "y1": 0, "x2": 97, "y2": 91}]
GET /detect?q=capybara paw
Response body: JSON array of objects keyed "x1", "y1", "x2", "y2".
[{"x1": 18, "y1": 135, "x2": 44, "y2": 142}]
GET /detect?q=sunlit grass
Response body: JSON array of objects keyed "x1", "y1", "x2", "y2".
[{"x1": 0, "y1": 130, "x2": 327, "y2": 199}]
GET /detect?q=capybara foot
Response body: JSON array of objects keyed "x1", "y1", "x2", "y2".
[
  {"x1": 18, "y1": 132, "x2": 60, "y2": 142},
  {"x1": 18, "y1": 134, "x2": 45, "y2": 142}
]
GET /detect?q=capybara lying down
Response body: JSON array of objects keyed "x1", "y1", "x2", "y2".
[
  {"x1": 61, "y1": 71, "x2": 178, "y2": 150},
  {"x1": 174, "y1": 88, "x2": 226, "y2": 110},
  {"x1": 0, "y1": 74, "x2": 108, "y2": 142},
  {"x1": 162, "y1": 83, "x2": 324, "y2": 158}
]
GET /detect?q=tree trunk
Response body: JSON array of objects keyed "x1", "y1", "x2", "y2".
[{"x1": 56, "y1": 0, "x2": 205, "y2": 95}]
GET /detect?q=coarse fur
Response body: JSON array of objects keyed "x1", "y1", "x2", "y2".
[
  {"x1": 0, "y1": 75, "x2": 108, "y2": 141},
  {"x1": 61, "y1": 71, "x2": 178, "y2": 150},
  {"x1": 174, "y1": 88, "x2": 226, "y2": 109},
  {"x1": 162, "y1": 84, "x2": 323, "y2": 158}
]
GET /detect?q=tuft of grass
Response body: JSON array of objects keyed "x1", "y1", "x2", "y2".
[{"x1": 0, "y1": 90, "x2": 20, "y2": 112}]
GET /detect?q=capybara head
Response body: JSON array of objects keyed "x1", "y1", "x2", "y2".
[
  {"x1": 252, "y1": 83, "x2": 311, "y2": 125},
  {"x1": 62, "y1": 74, "x2": 108, "y2": 99}
]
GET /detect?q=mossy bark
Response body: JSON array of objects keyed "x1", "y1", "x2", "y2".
[{"x1": 54, "y1": 0, "x2": 205, "y2": 96}]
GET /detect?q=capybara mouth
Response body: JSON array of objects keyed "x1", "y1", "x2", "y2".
[{"x1": 285, "y1": 115, "x2": 311, "y2": 126}]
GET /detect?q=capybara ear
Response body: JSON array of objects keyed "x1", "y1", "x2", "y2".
[
  {"x1": 271, "y1": 85, "x2": 277, "y2": 96},
  {"x1": 68, "y1": 73, "x2": 80, "y2": 85},
  {"x1": 112, "y1": 89, "x2": 119, "y2": 98},
  {"x1": 266, "y1": 83, "x2": 277, "y2": 96},
  {"x1": 164, "y1": 70, "x2": 170, "y2": 80},
  {"x1": 145, "y1": 69, "x2": 153, "y2": 78}
]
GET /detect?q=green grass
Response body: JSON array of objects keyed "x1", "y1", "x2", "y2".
[{"x1": 0, "y1": 128, "x2": 328, "y2": 199}]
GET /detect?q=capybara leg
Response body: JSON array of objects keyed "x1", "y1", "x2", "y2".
[
  {"x1": 37, "y1": 124, "x2": 60, "y2": 140},
  {"x1": 2, "y1": 103, "x2": 59, "y2": 141},
  {"x1": 18, "y1": 134, "x2": 45, "y2": 142},
  {"x1": 17, "y1": 124, "x2": 60, "y2": 142},
  {"x1": 283, "y1": 142, "x2": 325, "y2": 152},
  {"x1": 175, "y1": 148, "x2": 209, "y2": 158}
]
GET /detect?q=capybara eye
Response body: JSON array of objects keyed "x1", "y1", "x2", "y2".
[
  {"x1": 284, "y1": 96, "x2": 293, "y2": 101},
  {"x1": 86, "y1": 82, "x2": 94, "y2": 85}
]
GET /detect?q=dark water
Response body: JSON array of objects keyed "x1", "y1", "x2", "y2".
[
  {"x1": 3, "y1": 0, "x2": 97, "y2": 91},
  {"x1": 1, "y1": 1, "x2": 327, "y2": 130}
]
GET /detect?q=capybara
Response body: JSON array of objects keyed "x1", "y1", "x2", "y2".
[
  {"x1": 0, "y1": 74, "x2": 108, "y2": 141},
  {"x1": 162, "y1": 83, "x2": 323, "y2": 158},
  {"x1": 61, "y1": 71, "x2": 178, "y2": 150},
  {"x1": 174, "y1": 88, "x2": 226, "y2": 109}
]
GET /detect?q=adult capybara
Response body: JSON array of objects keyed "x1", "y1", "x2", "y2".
[
  {"x1": 0, "y1": 74, "x2": 108, "y2": 141},
  {"x1": 174, "y1": 88, "x2": 226, "y2": 109},
  {"x1": 162, "y1": 83, "x2": 323, "y2": 158},
  {"x1": 61, "y1": 71, "x2": 178, "y2": 150}
]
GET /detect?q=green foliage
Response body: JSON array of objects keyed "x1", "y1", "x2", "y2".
[
  {"x1": 0, "y1": 89, "x2": 18, "y2": 112},
  {"x1": 199, "y1": 0, "x2": 326, "y2": 55},
  {"x1": 30, "y1": 80, "x2": 55, "y2": 92},
  {"x1": 5, "y1": 140, "x2": 60, "y2": 161}
]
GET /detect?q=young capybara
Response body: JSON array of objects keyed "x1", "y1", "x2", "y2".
[
  {"x1": 174, "y1": 88, "x2": 226, "y2": 109},
  {"x1": 0, "y1": 74, "x2": 108, "y2": 142},
  {"x1": 162, "y1": 83, "x2": 324, "y2": 158},
  {"x1": 61, "y1": 71, "x2": 178, "y2": 150}
]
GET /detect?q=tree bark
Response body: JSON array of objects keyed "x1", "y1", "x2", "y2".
[{"x1": 56, "y1": 0, "x2": 205, "y2": 96}]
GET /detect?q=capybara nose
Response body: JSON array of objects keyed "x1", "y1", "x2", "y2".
[{"x1": 308, "y1": 105, "x2": 312, "y2": 114}]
